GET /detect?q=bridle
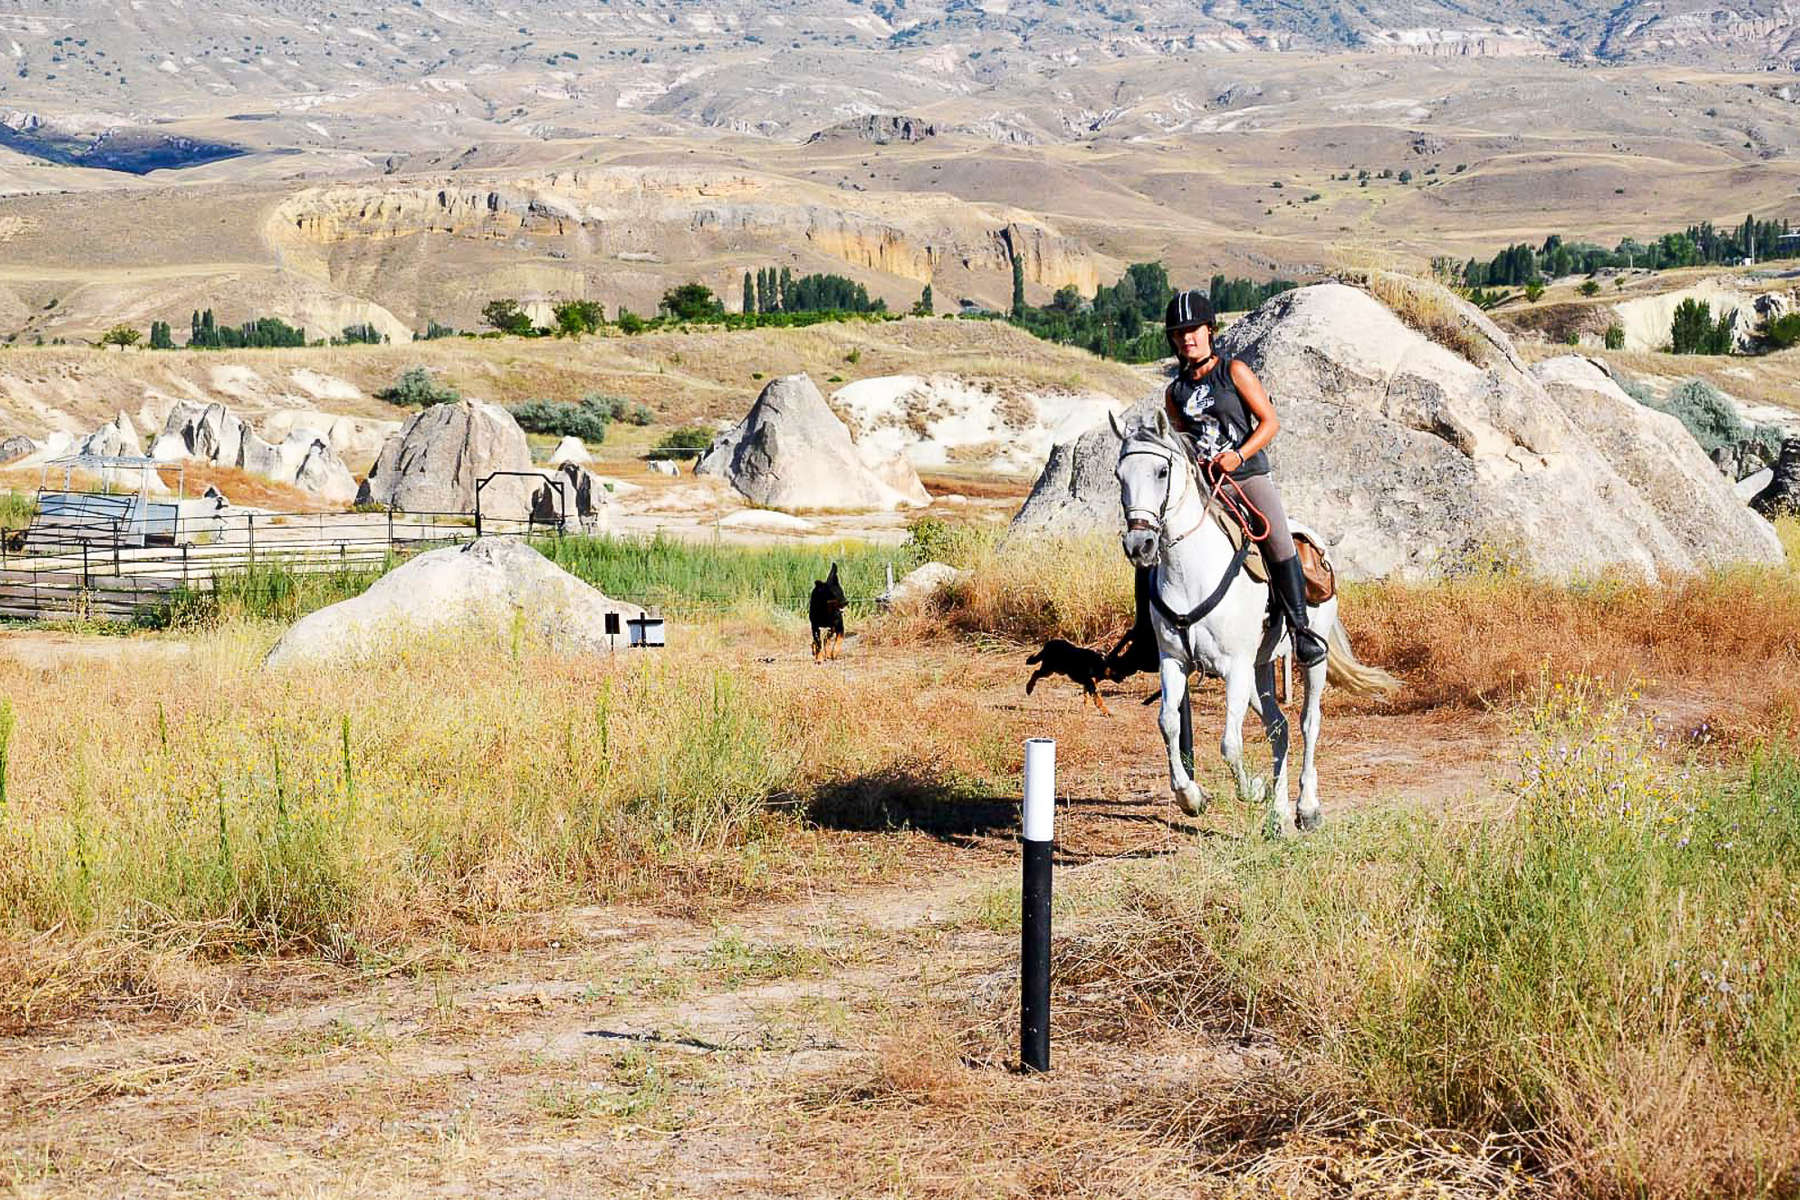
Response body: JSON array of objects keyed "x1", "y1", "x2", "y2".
[
  {"x1": 1120, "y1": 429, "x2": 1257, "y2": 633},
  {"x1": 1120, "y1": 434, "x2": 1210, "y2": 555}
]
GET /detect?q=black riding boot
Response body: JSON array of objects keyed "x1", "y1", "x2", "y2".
[
  {"x1": 1272, "y1": 555, "x2": 1328, "y2": 668},
  {"x1": 1108, "y1": 565, "x2": 1163, "y2": 676}
]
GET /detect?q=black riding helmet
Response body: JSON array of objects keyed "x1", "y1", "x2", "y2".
[{"x1": 1163, "y1": 288, "x2": 1216, "y2": 360}]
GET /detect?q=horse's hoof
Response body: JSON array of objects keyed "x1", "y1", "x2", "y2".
[
  {"x1": 1175, "y1": 783, "x2": 1208, "y2": 817},
  {"x1": 1262, "y1": 809, "x2": 1294, "y2": 841},
  {"x1": 1296, "y1": 806, "x2": 1323, "y2": 833}
]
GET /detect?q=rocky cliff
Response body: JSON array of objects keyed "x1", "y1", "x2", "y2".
[{"x1": 268, "y1": 168, "x2": 1112, "y2": 322}]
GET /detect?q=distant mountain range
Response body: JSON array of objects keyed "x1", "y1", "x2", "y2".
[{"x1": 4, "y1": 0, "x2": 1800, "y2": 136}]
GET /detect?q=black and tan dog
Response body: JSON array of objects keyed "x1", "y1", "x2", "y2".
[
  {"x1": 1024, "y1": 638, "x2": 1138, "y2": 714},
  {"x1": 809, "y1": 563, "x2": 847, "y2": 662}
]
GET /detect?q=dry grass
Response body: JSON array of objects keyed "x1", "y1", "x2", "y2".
[
  {"x1": 1341, "y1": 559, "x2": 1800, "y2": 717},
  {"x1": 0, "y1": 617, "x2": 1030, "y2": 1030},
  {"x1": 1347, "y1": 270, "x2": 1498, "y2": 367}
]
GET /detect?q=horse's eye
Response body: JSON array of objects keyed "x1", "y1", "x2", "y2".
[{"x1": 1157, "y1": 466, "x2": 1168, "y2": 479}]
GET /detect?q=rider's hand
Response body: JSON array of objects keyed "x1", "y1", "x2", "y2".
[{"x1": 1212, "y1": 449, "x2": 1244, "y2": 473}]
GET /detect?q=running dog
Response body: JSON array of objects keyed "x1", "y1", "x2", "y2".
[
  {"x1": 1025, "y1": 638, "x2": 1132, "y2": 714},
  {"x1": 809, "y1": 564, "x2": 847, "y2": 662}
]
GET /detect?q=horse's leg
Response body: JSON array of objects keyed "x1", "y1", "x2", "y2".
[
  {"x1": 1159, "y1": 657, "x2": 1206, "y2": 816},
  {"x1": 1219, "y1": 659, "x2": 1264, "y2": 807},
  {"x1": 1295, "y1": 653, "x2": 1328, "y2": 832},
  {"x1": 1254, "y1": 659, "x2": 1293, "y2": 838}
]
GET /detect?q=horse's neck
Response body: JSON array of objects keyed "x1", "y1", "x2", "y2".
[{"x1": 1159, "y1": 469, "x2": 1234, "y2": 601}]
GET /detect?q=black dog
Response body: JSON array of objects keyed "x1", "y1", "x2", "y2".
[
  {"x1": 1025, "y1": 638, "x2": 1133, "y2": 714},
  {"x1": 809, "y1": 563, "x2": 847, "y2": 662}
]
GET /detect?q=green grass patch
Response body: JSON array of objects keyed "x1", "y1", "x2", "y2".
[{"x1": 534, "y1": 534, "x2": 901, "y2": 615}]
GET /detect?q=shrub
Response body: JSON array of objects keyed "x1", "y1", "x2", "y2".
[
  {"x1": 508, "y1": 397, "x2": 612, "y2": 442},
  {"x1": 1646, "y1": 378, "x2": 1780, "y2": 458},
  {"x1": 1523, "y1": 280, "x2": 1546, "y2": 303},
  {"x1": 1670, "y1": 297, "x2": 1736, "y2": 355},
  {"x1": 375, "y1": 366, "x2": 460, "y2": 407},
  {"x1": 481, "y1": 298, "x2": 534, "y2": 336},
  {"x1": 1764, "y1": 311, "x2": 1800, "y2": 351},
  {"x1": 552, "y1": 300, "x2": 604, "y2": 337},
  {"x1": 651, "y1": 426, "x2": 714, "y2": 459},
  {"x1": 1604, "y1": 322, "x2": 1625, "y2": 350},
  {"x1": 98, "y1": 324, "x2": 141, "y2": 348},
  {"x1": 338, "y1": 323, "x2": 386, "y2": 345},
  {"x1": 1579, "y1": 279, "x2": 1601, "y2": 297}
]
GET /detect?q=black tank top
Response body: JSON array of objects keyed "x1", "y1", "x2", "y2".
[{"x1": 1165, "y1": 355, "x2": 1269, "y2": 480}]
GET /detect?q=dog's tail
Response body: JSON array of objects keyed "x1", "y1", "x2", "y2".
[
  {"x1": 1026, "y1": 647, "x2": 1045, "y2": 665},
  {"x1": 1324, "y1": 619, "x2": 1401, "y2": 698}
]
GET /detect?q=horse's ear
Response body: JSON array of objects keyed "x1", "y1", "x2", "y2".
[
  {"x1": 1107, "y1": 409, "x2": 1126, "y2": 441},
  {"x1": 1153, "y1": 407, "x2": 1171, "y2": 440}
]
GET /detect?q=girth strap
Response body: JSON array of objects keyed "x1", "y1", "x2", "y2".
[{"x1": 1148, "y1": 541, "x2": 1253, "y2": 630}]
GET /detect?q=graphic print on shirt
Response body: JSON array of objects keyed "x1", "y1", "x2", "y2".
[{"x1": 1179, "y1": 382, "x2": 1230, "y2": 458}]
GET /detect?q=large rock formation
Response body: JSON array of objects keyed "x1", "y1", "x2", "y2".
[
  {"x1": 74, "y1": 411, "x2": 143, "y2": 459},
  {"x1": 696, "y1": 374, "x2": 929, "y2": 512},
  {"x1": 1013, "y1": 284, "x2": 1783, "y2": 579},
  {"x1": 265, "y1": 538, "x2": 645, "y2": 667},
  {"x1": 152, "y1": 401, "x2": 356, "y2": 501},
  {"x1": 357, "y1": 400, "x2": 537, "y2": 518},
  {"x1": 0, "y1": 435, "x2": 35, "y2": 465}
]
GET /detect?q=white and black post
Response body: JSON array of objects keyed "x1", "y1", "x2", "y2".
[{"x1": 1020, "y1": 737, "x2": 1055, "y2": 1073}]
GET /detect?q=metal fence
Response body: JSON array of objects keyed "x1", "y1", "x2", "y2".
[{"x1": 0, "y1": 506, "x2": 567, "y2": 624}]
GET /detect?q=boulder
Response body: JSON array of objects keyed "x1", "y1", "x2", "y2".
[
  {"x1": 0, "y1": 435, "x2": 34, "y2": 465},
  {"x1": 155, "y1": 401, "x2": 244, "y2": 466},
  {"x1": 1013, "y1": 284, "x2": 1783, "y2": 579},
  {"x1": 292, "y1": 437, "x2": 358, "y2": 505},
  {"x1": 1530, "y1": 356, "x2": 1781, "y2": 569},
  {"x1": 549, "y1": 435, "x2": 592, "y2": 466},
  {"x1": 265, "y1": 538, "x2": 646, "y2": 668},
  {"x1": 881, "y1": 561, "x2": 967, "y2": 609},
  {"x1": 260, "y1": 409, "x2": 400, "y2": 471},
  {"x1": 356, "y1": 400, "x2": 536, "y2": 518},
  {"x1": 75, "y1": 411, "x2": 143, "y2": 459},
  {"x1": 1753, "y1": 437, "x2": 1800, "y2": 517},
  {"x1": 532, "y1": 462, "x2": 610, "y2": 533},
  {"x1": 695, "y1": 373, "x2": 929, "y2": 512}
]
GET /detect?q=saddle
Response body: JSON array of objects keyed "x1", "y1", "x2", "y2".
[{"x1": 1215, "y1": 507, "x2": 1337, "y2": 604}]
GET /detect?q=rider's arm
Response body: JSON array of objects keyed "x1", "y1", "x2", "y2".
[{"x1": 1217, "y1": 359, "x2": 1279, "y2": 470}]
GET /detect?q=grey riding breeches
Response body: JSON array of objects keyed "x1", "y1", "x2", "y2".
[{"x1": 1232, "y1": 474, "x2": 1295, "y2": 563}]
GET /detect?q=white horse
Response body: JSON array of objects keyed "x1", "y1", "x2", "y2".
[{"x1": 1112, "y1": 409, "x2": 1399, "y2": 838}]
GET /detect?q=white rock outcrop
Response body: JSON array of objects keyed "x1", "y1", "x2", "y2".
[
  {"x1": 833, "y1": 374, "x2": 1121, "y2": 475},
  {"x1": 881, "y1": 561, "x2": 967, "y2": 608},
  {"x1": 1012, "y1": 283, "x2": 1783, "y2": 579},
  {"x1": 549, "y1": 436, "x2": 593, "y2": 466},
  {"x1": 696, "y1": 373, "x2": 929, "y2": 512},
  {"x1": 151, "y1": 401, "x2": 357, "y2": 501},
  {"x1": 265, "y1": 538, "x2": 645, "y2": 667}
]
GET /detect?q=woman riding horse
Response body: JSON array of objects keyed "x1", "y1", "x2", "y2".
[{"x1": 1155, "y1": 289, "x2": 1325, "y2": 668}]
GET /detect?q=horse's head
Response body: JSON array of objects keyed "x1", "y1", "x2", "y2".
[{"x1": 1112, "y1": 408, "x2": 1189, "y2": 569}]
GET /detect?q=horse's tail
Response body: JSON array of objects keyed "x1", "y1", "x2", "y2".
[{"x1": 1324, "y1": 618, "x2": 1401, "y2": 698}]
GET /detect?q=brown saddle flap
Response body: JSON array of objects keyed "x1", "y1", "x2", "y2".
[{"x1": 1216, "y1": 510, "x2": 1337, "y2": 604}]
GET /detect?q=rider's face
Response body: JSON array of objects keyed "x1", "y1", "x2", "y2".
[{"x1": 1175, "y1": 324, "x2": 1212, "y2": 362}]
